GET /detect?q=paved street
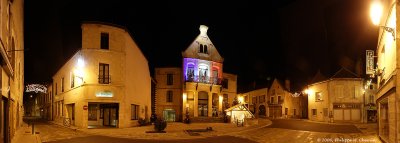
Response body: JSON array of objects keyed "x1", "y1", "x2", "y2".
[
  {"x1": 33, "y1": 119, "x2": 381, "y2": 143},
  {"x1": 267, "y1": 119, "x2": 361, "y2": 133}
]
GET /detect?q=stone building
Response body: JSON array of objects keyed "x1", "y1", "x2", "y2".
[
  {"x1": 0, "y1": 0, "x2": 24, "y2": 142},
  {"x1": 154, "y1": 25, "x2": 238, "y2": 122},
  {"x1": 267, "y1": 79, "x2": 300, "y2": 118},
  {"x1": 243, "y1": 88, "x2": 268, "y2": 117},
  {"x1": 370, "y1": 0, "x2": 399, "y2": 142},
  {"x1": 52, "y1": 22, "x2": 151, "y2": 128},
  {"x1": 307, "y1": 68, "x2": 364, "y2": 123}
]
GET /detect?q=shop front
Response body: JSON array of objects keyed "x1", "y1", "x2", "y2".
[{"x1": 88, "y1": 103, "x2": 119, "y2": 128}]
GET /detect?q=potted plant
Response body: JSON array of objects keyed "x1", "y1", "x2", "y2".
[{"x1": 154, "y1": 118, "x2": 167, "y2": 132}]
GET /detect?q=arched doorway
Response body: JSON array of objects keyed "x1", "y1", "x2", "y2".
[
  {"x1": 259, "y1": 105, "x2": 266, "y2": 116},
  {"x1": 198, "y1": 91, "x2": 208, "y2": 117}
]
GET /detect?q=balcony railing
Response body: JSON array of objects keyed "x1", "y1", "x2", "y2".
[
  {"x1": 98, "y1": 75, "x2": 111, "y2": 84},
  {"x1": 269, "y1": 99, "x2": 284, "y2": 105},
  {"x1": 185, "y1": 75, "x2": 222, "y2": 85}
]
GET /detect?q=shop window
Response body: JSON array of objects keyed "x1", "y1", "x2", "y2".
[
  {"x1": 131, "y1": 104, "x2": 139, "y2": 120},
  {"x1": 88, "y1": 104, "x2": 97, "y2": 121}
]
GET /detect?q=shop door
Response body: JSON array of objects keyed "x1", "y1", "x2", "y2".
[{"x1": 102, "y1": 105, "x2": 118, "y2": 127}]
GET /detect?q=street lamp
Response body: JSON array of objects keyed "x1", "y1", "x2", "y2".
[{"x1": 370, "y1": 0, "x2": 396, "y2": 40}]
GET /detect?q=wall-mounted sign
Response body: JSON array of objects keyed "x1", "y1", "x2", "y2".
[
  {"x1": 366, "y1": 50, "x2": 375, "y2": 75},
  {"x1": 96, "y1": 91, "x2": 113, "y2": 97},
  {"x1": 83, "y1": 105, "x2": 88, "y2": 110}
]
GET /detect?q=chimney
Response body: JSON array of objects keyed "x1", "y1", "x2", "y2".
[
  {"x1": 285, "y1": 79, "x2": 290, "y2": 92},
  {"x1": 199, "y1": 25, "x2": 208, "y2": 36}
]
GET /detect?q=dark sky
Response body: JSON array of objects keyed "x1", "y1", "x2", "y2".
[{"x1": 25, "y1": 0, "x2": 378, "y2": 92}]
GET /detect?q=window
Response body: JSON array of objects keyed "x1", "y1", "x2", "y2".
[
  {"x1": 354, "y1": 86, "x2": 360, "y2": 99},
  {"x1": 61, "y1": 77, "x2": 64, "y2": 92},
  {"x1": 131, "y1": 104, "x2": 139, "y2": 120},
  {"x1": 70, "y1": 72, "x2": 75, "y2": 88},
  {"x1": 167, "y1": 74, "x2": 173, "y2": 85},
  {"x1": 270, "y1": 97, "x2": 274, "y2": 103},
  {"x1": 323, "y1": 108, "x2": 328, "y2": 117},
  {"x1": 166, "y1": 91, "x2": 173, "y2": 102},
  {"x1": 278, "y1": 96, "x2": 282, "y2": 102},
  {"x1": 101, "y1": 32, "x2": 109, "y2": 49},
  {"x1": 260, "y1": 95, "x2": 265, "y2": 103},
  {"x1": 370, "y1": 95, "x2": 375, "y2": 104},
  {"x1": 315, "y1": 92, "x2": 322, "y2": 101},
  {"x1": 312, "y1": 109, "x2": 317, "y2": 116},
  {"x1": 335, "y1": 85, "x2": 344, "y2": 98},
  {"x1": 88, "y1": 104, "x2": 97, "y2": 121},
  {"x1": 222, "y1": 78, "x2": 228, "y2": 89},
  {"x1": 285, "y1": 108, "x2": 288, "y2": 115},
  {"x1": 199, "y1": 44, "x2": 208, "y2": 54},
  {"x1": 252, "y1": 97, "x2": 257, "y2": 104},
  {"x1": 99, "y1": 63, "x2": 110, "y2": 84},
  {"x1": 55, "y1": 83, "x2": 58, "y2": 95},
  {"x1": 100, "y1": 108, "x2": 104, "y2": 119},
  {"x1": 370, "y1": 84, "x2": 374, "y2": 90}
]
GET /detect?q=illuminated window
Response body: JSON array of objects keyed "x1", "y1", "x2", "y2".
[
  {"x1": 166, "y1": 90, "x2": 173, "y2": 102},
  {"x1": 167, "y1": 74, "x2": 173, "y2": 85},
  {"x1": 131, "y1": 104, "x2": 139, "y2": 120},
  {"x1": 101, "y1": 33, "x2": 109, "y2": 49},
  {"x1": 70, "y1": 72, "x2": 75, "y2": 88},
  {"x1": 315, "y1": 92, "x2": 322, "y2": 101}
]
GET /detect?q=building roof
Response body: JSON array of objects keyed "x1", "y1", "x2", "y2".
[
  {"x1": 182, "y1": 25, "x2": 224, "y2": 62},
  {"x1": 330, "y1": 67, "x2": 359, "y2": 79},
  {"x1": 310, "y1": 70, "x2": 328, "y2": 84}
]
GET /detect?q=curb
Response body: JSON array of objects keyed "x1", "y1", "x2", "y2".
[{"x1": 218, "y1": 119, "x2": 272, "y2": 136}]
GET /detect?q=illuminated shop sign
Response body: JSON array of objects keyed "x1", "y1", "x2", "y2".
[{"x1": 96, "y1": 91, "x2": 113, "y2": 97}]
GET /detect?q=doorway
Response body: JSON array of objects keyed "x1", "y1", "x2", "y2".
[
  {"x1": 198, "y1": 91, "x2": 208, "y2": 117},
  {"x1": 101, "y1": 104, "x2": 119, "y2": 127},
  {"x1": 163, "y1": 109, "x2": 176, "y2": 122}
]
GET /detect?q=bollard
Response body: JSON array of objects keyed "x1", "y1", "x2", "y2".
[{"x1": 32, "y1": 122, "x2": 34, "y2": 135}]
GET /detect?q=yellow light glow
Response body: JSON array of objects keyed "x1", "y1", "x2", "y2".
[
  {"x1": 77, "y1": 58, "x2": 85, "y2": 68},
  {"x1": 238, "y1": 95, "x2": 244, "y2": 103},
  {"x1": 183, "y1": 93, "x2": 187, "y2": 100},
  {"x1": 73, "y1": 68, "x2": 84, "y2": 78},
  {"x1": 304, "y1": 89, "x2": 313, "y2": 95},
  {"x1": 219, "y1": 95, "x2": 223, "y2": 101},
  {"x1": 370, "y1": 0, "x2": 383, "y2": 26}
]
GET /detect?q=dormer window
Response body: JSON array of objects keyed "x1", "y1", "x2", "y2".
[{"x1": 199, "y1": 44, "x2": 208, "y2": 54}]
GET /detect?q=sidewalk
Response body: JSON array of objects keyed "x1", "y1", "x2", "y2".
[
  {"x1": 52, "y1": 118, "x2": 272, "y2": 140},
  {"x1": 12, "y1": 122, "x2": 42, "y2": 143}
]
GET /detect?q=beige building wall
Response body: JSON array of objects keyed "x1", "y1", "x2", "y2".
[
  {"x1": 243, "y1": 88, "x2": 267, "y2": 117},
  {"x1": 154, "y1": 68, "x2": 182, "y2": 121},
  {"x1": 53, "y1": 22, "x2": 151, "y2": 128},
  {"x1": 0, "y1": 0, "x2": 25, "y2": 142},
  {"x1": 372, "y1": 0, "x2": 400, "y2": 142},
  {"x1": 267, "y1": 79, "x2": 299, "y2": 118},
  {"x1": 221, "y1": 73, "x2": 237, "y2": 109},
  {"x1": 308, "y1": 79, "x2": 363, "y2": 122}
]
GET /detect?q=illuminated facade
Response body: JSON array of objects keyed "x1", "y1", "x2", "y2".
[
  {"x1": 2, "y1": 0, "x2": 24, "y2": 143},
  {"x1": 370, "y1": 0, "x2": 399, "y2": 142},
  {"x1": 267, "y1": 79, "x2": 300, "y2": 119},
  {"x1": 155, "y1": 25, "x2": 238, "y2": 122},
  {"x1": 52, "y1": 22, "x2": 151, "y2": 128},
  {"x1": 307, "y1": 68, "x2": 364, "y2": 123}
]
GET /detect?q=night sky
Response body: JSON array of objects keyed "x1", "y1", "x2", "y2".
[{"x1": 25, "y1": 0, "x2": 378, "y2": 92}]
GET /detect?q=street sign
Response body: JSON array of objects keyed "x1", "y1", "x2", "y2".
[
  {"x1": 83, "y1": 105, "x2": 88, "y2": 110},
  {"x1": 366, "y1": 50, "x2": 375, "y2": 75}
]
